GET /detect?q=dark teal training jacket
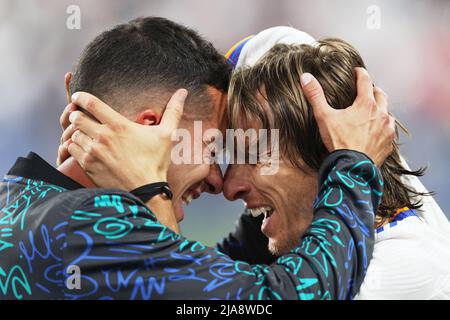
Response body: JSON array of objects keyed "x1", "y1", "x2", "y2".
[{"x1": 0, "y1": 150, "x2": 381, "y2": 300}]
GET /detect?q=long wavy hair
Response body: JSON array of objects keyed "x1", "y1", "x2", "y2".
[{"x1": 228, "y1": 39, "x2": 431, "y2": 227}]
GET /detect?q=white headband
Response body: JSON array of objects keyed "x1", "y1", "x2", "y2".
[{"x1": 235, "y1": 26, "x2": 316, "y2": 69}]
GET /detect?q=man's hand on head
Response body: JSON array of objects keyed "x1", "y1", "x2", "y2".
[
  {"x1": 67, "y1": 89, "x2": 187, "y2": 191},
  {"x1": 57, "y1": 102, "x2": 78, "y2": 166},
  {"x1": 300, "y1": 67, "x2": 395, "y2": 167},
  {"x1": 55, "y1": 90, "x2": 188, "y2": 233}
]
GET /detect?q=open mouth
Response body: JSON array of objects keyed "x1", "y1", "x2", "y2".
[
  {"x1": 248, "y1": 205, "x2": 276, "y2": 236},
  {"x1": 174, "y1": 188, "x2": 202, "y2": 223},
  {"x1": 181, "y1": 189, "x2": 200, "y2": 206},
  {"x1": 181, "y1": 192, "x2": 194, "y2": 206},
  {"x1": 248, "y1": 206, "x2": 274, "y2": 219}
]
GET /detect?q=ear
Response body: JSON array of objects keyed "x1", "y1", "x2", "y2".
[
  {"x1": 135, "y1": 109, "x2": 163, "y2": 126},
  {"x1": 64, "y1": 72, "x2": 73, "y2": 104}
]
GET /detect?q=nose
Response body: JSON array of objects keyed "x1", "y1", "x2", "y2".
[
  {"x1": 204, "y1": 164, "x2": 223, "y2": 194},
  {"x1": 223, "y1": 165, "x2": 252, "y2": 201}
]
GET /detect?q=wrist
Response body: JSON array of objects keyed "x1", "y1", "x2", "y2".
[
  {"x1": 146, "y1": 172, "x2": 168, "y2": 186},
  {"x1": 319, "y1": 149, "x2": 377, "y2": 186},
  {"x1": 130, "y1": 182, "x2": 173, "y2": 203},
  {"x1": 126, "y1": 174, "x2": 167, "y2": 192},
  {"x1": 329, "y1": 148, "x2": 374, "y2": 165}
]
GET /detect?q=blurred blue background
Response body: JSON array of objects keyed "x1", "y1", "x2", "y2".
[{"x1": 1, "y1": 0, "x2": 449, "y2": 245}]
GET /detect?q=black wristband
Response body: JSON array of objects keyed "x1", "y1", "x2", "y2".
[{"x1": 130, "y1": 182, "x2": 173, "y2": 203}]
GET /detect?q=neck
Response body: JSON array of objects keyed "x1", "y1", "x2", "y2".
[{"x1": 58, "y1": 156, "x2": 96, "y2": 188}]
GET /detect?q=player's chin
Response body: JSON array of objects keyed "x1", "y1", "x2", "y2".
[
  {"x1": 268, "y1": 233, "x2": 298, "y2": 256},
  {"x1": 267, "y1": 236, "x2": 287, "y2": 256},
  {"x1": 173, "y1": 199, "x2": 185, "y2": 222}
]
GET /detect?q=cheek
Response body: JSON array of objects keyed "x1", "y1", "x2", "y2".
[
  {"x1": 290, "y1": 176, "x2": 318, "y2": 215},
  {"x1": 252, "y1": 174, "x2": 277, "y2": 190},
  {"x1": 279, "y1": 174, "x2": 318, "y2": 228},
  {"x1": 251, "y1": 163, "x2": 287, "y2": 191},
  {"x1": 192, "y1": 164, "x2": 210, "y2": 181},
  {"x1": 167, "y1": 164, "x2": 183, "y2": 196},
  {"x1": 167, "y1": 164, "x2": 210, "y2": 196}
]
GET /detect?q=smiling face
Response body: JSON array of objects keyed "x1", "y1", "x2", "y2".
[
  {"x1": 223, "y1": 118, "x2": 317, "y2": 255},
  {"x1": 63, "y1": 16, "x2": 232, "y2": 223},
  {"x1": 225, "y1": 41, "x2": 352, "y2": 255},
  {"x1": 168, "y1": 87, "x2": 228, "y2": 222},
  {"x1": 224, "y1": 82, "x2": 320, "y2": 255}
]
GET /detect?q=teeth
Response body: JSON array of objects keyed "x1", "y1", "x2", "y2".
[
  {"x1": 249, "y1": 208, "x2": 261, "y2": 217},
  {"x1": 249, "y1": 206, "x2": 272, "y2": 218},
  {"x1": 182, "y1": 192, "x2": 194, "y2": 206}
]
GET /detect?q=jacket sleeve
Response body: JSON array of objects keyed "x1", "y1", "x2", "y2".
[
  {"x1": 62, "y1": 150, "x2": 381, "y2": 300},
  {"x1": 216, "y1": 212, "x2": 277, "y2": 265}
]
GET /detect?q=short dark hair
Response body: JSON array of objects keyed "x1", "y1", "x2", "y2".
[{"x1": 70, "y1": 16, "x2": 231, "y2": 118}]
